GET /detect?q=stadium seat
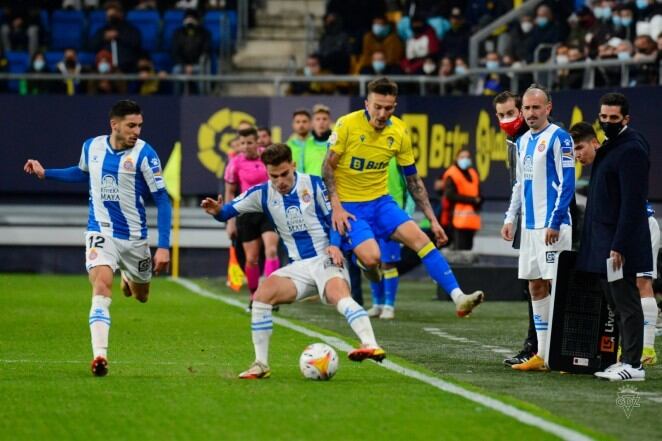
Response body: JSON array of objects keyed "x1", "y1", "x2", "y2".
[
  {"x1": 39, "y1": 10, "x2": 50, "y2": 35},
  {"x1": 162, "y1": 9, "x2": 185, "y2": 51},
  {"x1": 78, "y1": 52, "x2": 95, "y2": 69},
  {"x1": 151, "y1": 51, "x2": 173, "y2": 73},
  {"x1": 6, "y1": 51, "x2": 30, "y2": 92},
  {"x1": 88, "y1": 9, "x2": 108, "y2": 39},
  {"x1": 44, "y1": 51, "x2": 64, "y2": 71},
  {"x1": 51, "y1": 10, "x2": 85, "y2": 50},
  {"x1": 127, "y1": 10, "x2": 161, "y2": 52},
  {"x1": 203, "y1": 11, "x2": 231, "y2": 51}
]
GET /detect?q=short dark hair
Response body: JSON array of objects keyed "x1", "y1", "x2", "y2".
[
  {"x1": 524, "y1": 83, "x2": 552, "y2": 103},
  {"x1": 109, "y1": 99, "x2": 141, "y2": 119},
  {"x1": 569, "y1": 121, "x2": 597, "y2": 143},
  {"x1": 261, "y1": 143, "x2": 292, "y2": 166},
  {"x1": 238, "y1": 127, "x2": 258, "y2": 138},
  {"x1": 257, "y1": 126, "x2": 271, "y2": 136},
  {"x1": 599, "y1": 92, "x2": 629, "y2": 117},
  {"x1": 493, "y1": 91, "x2": 521, "y2": 110},
  {"x1": 292, "y1": 108, "x2": 311, "y2": 119},
  {"x1": 367, "y1": 77, "x2": 398, "y2": 96}
]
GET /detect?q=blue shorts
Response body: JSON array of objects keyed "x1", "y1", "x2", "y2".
[
  {"x1": 379, "y1": 238, "x2": 402, "y2": 263},
  {"x1": 341, "y1": 195, "x2": 411, "y2": 250}
]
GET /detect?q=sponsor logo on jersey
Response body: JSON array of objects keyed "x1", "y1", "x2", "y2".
[
  {"x1": 285, "y1": 206, "x2": 307, "y2": 233},
  {"x1": 349, "y1": 156, "x2": 389, "y2": 171},
  {"x1": 101, "y1": 175, "x2": 120, "y2": 201}
]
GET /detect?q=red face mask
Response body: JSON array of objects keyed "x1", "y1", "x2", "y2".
[{"x1": 499, "y1": 114, "x2": 524, "y2": 137}]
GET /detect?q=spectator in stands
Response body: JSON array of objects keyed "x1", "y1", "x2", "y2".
[
  {"x1": 87, "y1": 49, "x2": 127, "y2": 95},
  {"x1": 555, "y1": 45, "x2": 584, "y2": 90},
  {"x1": 327, "y1": 0, "x2": 386, "y2": 54},
  {"x1": 527, "y1": 3, "x2": 561, "y2": 62},
  {"x1": 466, "y1": 0, "x2": 508, "y2": 29},
  {"x1": 20, "y1": 51, "x2": 53, "y2": 95},
  {"x1": 318, "y1": 13, "x2": 351, "y2": 75},
  {"x1": 357, "y1": 15, "x2": 404, "y2": 73},
  {"x1": 476, "y1": 51, "x2": 509, "y2": 96},
  {"x1": 90, "y1": 1, "x2": 142, "y2": 73},
  {"x1": 400, "y1": 15, "x2": 439, "y2": 74},
  {"x1": 632, "y1": 34, "x2": 659, "y2": 85},
  {"x1": 635, "y1": 0, "x2": 662, "y2": 22},
  {"x1": 171, "y1": 9, "x2": 211, "y2": 95},
  {"x1": 449, "y1": 56, "x2": 470, "y2": 95},
  {"x1": 613, "y1": 4, "x2": 636, "y2": 41},
  {"x1": 359, "y1": 50, "x2": 402, "y2": 75},
  {"x1": 136, "y1": 54, "x2": 165, "y2": 95},
  {"x1": 507, "y1": 14, "x2": 536, "y2": 63},
  {"x1": 566, "y1": 7, "x2": 596, "y2": 52},
  {"x1": 443, "y1": 7, "x2": 471, "y2": 60},
  {"x1": 594, "y1": 37, "x2": 621, "y2": 87},
  {"x1": 0, "y1": 3, "x2": 41, "y2": 55},
  {"x1": 289, "y1": 54, "x2": 336, "y2": 95},
  {"x1": 55, "y1": 48, "x2": 85, "y2": 95}
]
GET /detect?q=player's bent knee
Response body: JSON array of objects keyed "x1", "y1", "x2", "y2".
[{"x1": 324, "y1": 277, "x2": 351, "y2": 305}]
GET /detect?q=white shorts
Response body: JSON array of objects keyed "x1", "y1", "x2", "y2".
[
  {"x1": 85, "y1": 232, "x2": 152, "y2": 284},
  {"x1": 518, "y1": 224, "x2": 572, "y2": 280},
  {"x1": 636, "y1": 217, "x2": 660, "y2": 279},
  {"x1": 271, "y1": 254, "x2": 350, "y2": 304}
]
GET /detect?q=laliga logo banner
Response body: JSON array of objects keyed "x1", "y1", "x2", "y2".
[{"x1": 197, "y1": 108, "x2": 257, "y2": 178}]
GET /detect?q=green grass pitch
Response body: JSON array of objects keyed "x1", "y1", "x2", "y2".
[{"x1": 1, "y1": 274, "x2": 659, "y2": 440}]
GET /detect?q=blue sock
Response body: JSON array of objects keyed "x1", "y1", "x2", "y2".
[
  {"x1": 418, "y1": 243, "x2": 459, "y2": 296},
  {"x1": 383, "y1": 268, "x2": 399, "y2": 307},
  {"x1": 370, "y1": 280, "x2": 384, "y2": 306}
]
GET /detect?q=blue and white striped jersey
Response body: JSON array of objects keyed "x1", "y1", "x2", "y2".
[
  {"x1": 217, "y1": 173, "x2": 334, "y2": 261},
  {"x1": 505, "y1": 123, "x2": 575, "y2": 230},
  {"x1": 79, "y1": 135, "x2": 166, "y2": 241}
]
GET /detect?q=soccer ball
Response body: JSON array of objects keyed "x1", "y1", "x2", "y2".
[{"x1": 299, "y1": 343, "x2": 338, "y2": 380}]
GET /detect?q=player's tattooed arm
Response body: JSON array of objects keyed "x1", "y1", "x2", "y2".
[
  {"x1": 322, "y1": 149, "x2": 355, "y2": 235},
  {"x1": 406, "y1": 174, "x2": 437, "y2": 223},
  {"x1": 322, "y1": 150, "x2": 341, "y2": 207}
]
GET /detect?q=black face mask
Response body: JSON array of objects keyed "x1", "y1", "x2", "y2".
[
  {"x1": 65, "y1": 58, "x2": 77, "y2": 69},
  {"x1": 600, "y1": 120, "x2": 624, "y2": 139}
]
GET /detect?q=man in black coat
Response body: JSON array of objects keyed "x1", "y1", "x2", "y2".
[{"x1": 576, "y1": 92, "x2": 651, "y2": 381}]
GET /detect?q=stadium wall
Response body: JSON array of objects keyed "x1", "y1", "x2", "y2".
[{"x1": 3, "y1": 86, "x2": 662, "y2": 200}]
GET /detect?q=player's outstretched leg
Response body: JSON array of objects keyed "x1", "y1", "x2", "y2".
[
  {"x1": 327, "y1": 278, "x2": 385, "y2": 362},
  {"x1": 417, "y1": 242, "x2": 485, "y2": 317}
]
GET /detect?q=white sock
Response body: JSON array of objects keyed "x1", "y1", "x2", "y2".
[
  {"x1": 251, "y1": 301, "x2": 273, "y2": 366},
  {"x1": 89, "y1": 295, "x2": 111, "y2": 358},
  {"x1": 450, "y1": 288, "x2": 463, "y2": 303},
  {"x1": 642, "y1": 297, "x2": 657, "y2": 348},
  {"x1": 337, "y1": 297, "x2": 378, "y2": 347},
  {"x1": 532, "y1": 296, "x2": 551, "y2": 359}
]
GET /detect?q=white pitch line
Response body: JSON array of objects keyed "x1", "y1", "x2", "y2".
[
  {"x1": 173, "y1": 277, "x2": 594, "y2": 441},
  {"x1": 423, "y1": 327, "x2": 516, "y2": 355},
  {"x1": 0, "y1": 359, "x2": 180, "y2": 365}
]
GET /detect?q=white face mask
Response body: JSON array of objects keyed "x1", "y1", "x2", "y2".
[
  {"x1": 521, "y1": 21, "x2": 533, "y2": 33},
  {"x1": 98, "y1": 61, "x2": 111, "y2": 74},
  {"x1": 423, "y1": 62, "x2": 436, "y2": 74},
  {"x1": 556, "y1": 55, "x2": 569, "y2": 64},
  {"x1": 457, "y1": 157, "x2": 472, "y2": 170}
]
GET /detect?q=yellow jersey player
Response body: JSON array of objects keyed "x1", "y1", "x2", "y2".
[{"x1": 322, "y1": 77, "x2": 484, "y2": 317}]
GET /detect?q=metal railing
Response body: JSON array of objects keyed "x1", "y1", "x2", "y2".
[{"x1": 1, "y1": 58, "x2": 659, "y2": 96}]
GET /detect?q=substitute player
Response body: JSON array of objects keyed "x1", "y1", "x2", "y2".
[
  {"x1": 322, "y1": 77, "x2": 484, "y2": 317},
  {"x1": 501, "y1": 85, "x2": 575, "y2": 372},
  {"x1": 202, "y1": 143, "x2": 385, "y2": 379},
  {"x1": 23, "y1": 99, "x2": 171, "y2": 377},
  {"x1": 571, "y1": 121, "x2": 658, "y2": 365}
]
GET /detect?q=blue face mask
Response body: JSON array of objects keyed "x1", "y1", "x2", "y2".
[
  {"x1": 594, "y1": 7, "x2": 604, "y2": 18},
  {"x1": 455, "y1": 65, "x2": 467, "y2": 75},
  {"x1": 617, "y1": 51, "x2": 631, "y2": 60},
  {"x1": 612, "y1": 15, "x2": 622, "y2": 26},
  {"x1": 98, "y1": 61, "x2": 111, "y2": 74},
  {"x1": 536, "y1": 16, "x2": 549, "y2": 27},
  {"x1": 33, "y1": 59, "x2": 45, "y2": 71},
  {"x1": 457, "y1": 157, "x2": 472, "y2": 170},
  {"x1": 636, "y1": 0, "x2": 648, "y2": 10},
  {"x1": 622, "y1": 17, "x2": 633, "y2": 26},
  {"x1": 303, "y1": 66, "x2": 312, "y2": 76},
  {"x1": 486, "y1": 60, "x2": 499, "y2": 70},
  {"x1": 372, "y1": 23, "x2": 390, "y2": 38},
  {"x1": 372, "y1": 60, "x2": 385, "y2": 72}
]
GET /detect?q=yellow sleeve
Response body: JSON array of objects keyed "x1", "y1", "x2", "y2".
[
  {"x1": 328, "y1": 117, "x2": 348, "y2": 156},
  {"x1": 396, "y1": 127, "x2": 415, "y2": 166}
]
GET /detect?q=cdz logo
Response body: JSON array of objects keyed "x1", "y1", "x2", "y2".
[{"x1": 349, "y1": 156, "x2": 389, "y2": 171}]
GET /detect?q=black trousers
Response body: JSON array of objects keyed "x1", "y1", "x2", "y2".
[
  {"x1": 600, "y1": 275, "x2": 643, "y2": 367},
  {"x1": 453, "y1": 229, "x2": 476, "y2": 250}
]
